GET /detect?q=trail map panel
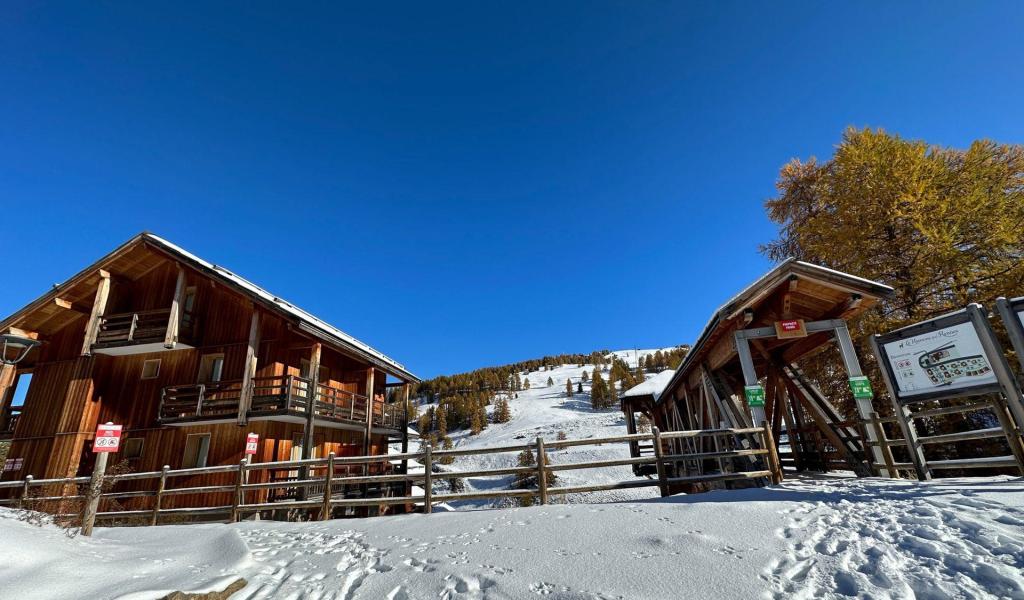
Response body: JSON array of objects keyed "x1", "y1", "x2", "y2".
[{"x1": 880, "y1": 319, "x2": 995, "y2": 399}]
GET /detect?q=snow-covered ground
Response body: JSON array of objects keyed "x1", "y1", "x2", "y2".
[
  {"x1": 2, "y1": 474, "x2": 1022, "y2": 599},
  {"x1": 418, "y1": 350, "x2": 678, "y2": 507}
]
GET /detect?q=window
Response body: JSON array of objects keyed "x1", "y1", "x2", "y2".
[
  {"x1": 299, "y1": 359, "x2": 329, "y2": 383},
  {"x1": 141, "y1": 359, "x2": 161, "y2": 380},
  {"x1": 182, "y1": 433, "x2": 211, "y2": 468},
  {"x1": 123, "y1": 437, "x2": 144, "y2": 460},
  {"x1": 198, "y1": 353, "x2": 225, "y2": 383},
  {"x1": 181, "y1": 287, "x2": 197, "y2": 329}
]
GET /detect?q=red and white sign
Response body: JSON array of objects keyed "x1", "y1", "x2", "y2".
[
  {"x1": 244, "y1": 432, "x2": 259, "y2": 455},
  {"x1": 775, "y1": 319, "x2": 808, "y2": 339},
  {"x1": 93, "y1": 423, "x2": 122, "y2": 452}
]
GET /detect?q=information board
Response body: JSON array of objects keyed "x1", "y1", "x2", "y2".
[{"x1": 880, "y1": 320, "x2": 996, "y2": 398}]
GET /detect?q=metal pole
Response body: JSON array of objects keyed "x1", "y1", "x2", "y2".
[
  {"x1": 869, "y1": 335, "x2": 931, "y2": 481},
  {"x1": 996, "y1": 297, "x2": 1024, "y2": 377},
  {"x1": 733, "y1": 332, "x2": 767, "y2": 425},
  {"x1": 834, "y1": 324, "x2": 887, "y2": 468},
  {"x1": 967, "y1": 303, "x2": 1024, "y2": 470}
]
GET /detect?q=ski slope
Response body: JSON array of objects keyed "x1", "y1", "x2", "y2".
[{"x1": 419, "y1": 349, "x2": 678, "y2": 507}]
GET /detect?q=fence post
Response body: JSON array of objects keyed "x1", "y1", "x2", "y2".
[
  {"x1": 536, "y1": 437, "x2": 548, "y2": 505},
  {"x1": 81, "y1": 452, "x2": 109, "y2": 537},
  {"x1": 321, "y1": 452, "x2": 335, "y2": 521},
  {"x1": 761, "y1": 420, "x2": 783, "y2": 484},
  {"x1": 150, "y1": 465, "x2": 170, "y2": 526},
  {"x1": 869, "y1": 412, "x2": 898, "y2": 479},
  {"x1": 423, "y1": 444, "x2": 433, "y2": 514},
  {"x1": 18, "y1": 475, "x2": 33, "y2": 510},
  {"x1": 231, "y1": 459, "x2": 246, "y2": 523},
  {"x1": 652, "y1": 427, "x2": 668, "y2": 497}
]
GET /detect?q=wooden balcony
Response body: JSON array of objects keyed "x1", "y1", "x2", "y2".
[
  {"x1": 92, "y1": 309, "x2": 192, "y2": 355},
  {"x1": 0, "y1": 407, "x2": 20, "y2": 440},
  {"x1": 157, "y1": 375, "x2": 405, "y2": 432}
]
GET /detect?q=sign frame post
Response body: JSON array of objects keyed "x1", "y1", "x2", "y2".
[
  {"x1": 870, "y1": 304, "x2": 1024, "y2": 480},
  {"x1": 996, "y1": 296, "x2": 1024, "y2": 381}
]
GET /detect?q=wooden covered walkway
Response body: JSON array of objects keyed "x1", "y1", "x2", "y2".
[{"x1": 622, "y1": 259, "x2": 895, "y2": 490}]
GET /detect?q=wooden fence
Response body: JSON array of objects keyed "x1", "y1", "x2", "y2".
[{"x1": 0, "y1": 424, "x2": 782, "y2": 528}]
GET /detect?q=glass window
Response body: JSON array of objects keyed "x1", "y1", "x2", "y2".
[
  {"x1": 182, "y1": 433, "x2": 211, "y2": 468},
  {"x1": 141, "y1": 359, "x2": 161, "y2": 379}
]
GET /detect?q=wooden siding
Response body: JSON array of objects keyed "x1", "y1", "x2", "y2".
[{"x1": 1, "y1": 244, "x2": 405, "y2": 506}]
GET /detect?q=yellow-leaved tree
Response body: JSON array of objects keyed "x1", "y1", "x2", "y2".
[{"x1": 761, "y1": 127, "x2": 1024, "y2": 422}]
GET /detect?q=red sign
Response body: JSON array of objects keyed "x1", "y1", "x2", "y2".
[
  {"x1": 775, "y1": 319, "x2": 808, "y2": 339},
  {"x1": 244, "y1": 432, "x2": 259, "y2": 455},
  {"x1": 93, "y1": 423, "x2": 122, "y2": 452}
]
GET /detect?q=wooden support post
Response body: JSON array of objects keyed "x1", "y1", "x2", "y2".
[
  {"x1": 761, "y1": 421, "x2": 783, "y2": 484},
  {"x1": 652, "y1": 427, "x2": 668, "y2": 497},
  {"x1": 231, "y1": 459, "x2": 246, "y2": 523},
  {"x1": 151, "y1": 465, "x2": 169, "y2": 526},
  {"x1": 18, "y1": 475, "x2": 33, "y2": 510},
  {"x1": 362, "y1": 367, "x2": 376, "y2": 456},
  {"x1": 869, "y1": 413, "x2": 898, "y2": 479},
  {"x1": 536, "y1": 437, "x2": 549, "y2": 505},
  {"x1": 401, "y1": 383, "x2": 411, "y2": 476},
  {"x1": 164, "y1": 266, "x2": 186, "y2": 348},
  {"x1": 81, "y1": 452, "x2": 108, "y2": 536},
  {"x1": 423, "y1": 443, "x2": 433, "y2": 514},
  {"x1": 302, "y1": 343, "x2": 321, "y2": 460},
  {"x1": 80, "y1": 270, "x2": 111, "y2": 356},
  {"x1": 321, "y1": 452, "x2": 335, "y2": 520},
  {"x1": 237, "y1": 309, "x2": 261, "y2": 426}
]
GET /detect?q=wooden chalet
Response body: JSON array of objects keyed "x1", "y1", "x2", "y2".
[
  {"x1": 622, "y1": 259, "x2": 894, "y2": 487},
  {"x1": 0, "y1": 233, "x2": 418, "y2": 512}
]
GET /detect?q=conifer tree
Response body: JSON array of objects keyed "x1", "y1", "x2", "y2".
[
  {"x1": 581, "y1": 370, "x2": 589, "y2": 382},
  {"x1": 546, "y1": 376, "x2": 554, "y2": 387},
  {"x1": 523, "y1": 378, "x2": 530, "y2": 390},
  {"x1": 440, "y1": 436, "x2": 455, "y2": 465},
  {"x1": 576, "y1": 381, "x2": 583, "y2": 394},
  {"x1": 493, "y1": 395, "x2": 512, "y2": 423},
  {"x1": 470, "y1": 409, "x2": 482, "y2": 435},
  {"x1": 590, "y1": 371, "x2": 607, "y2": 409},
  {"x1": 436, "y1": 405, "x2": 448, "y2": 438},
  {"x1": 566, "y1": 378, "x2": 573, "y2": 397}
]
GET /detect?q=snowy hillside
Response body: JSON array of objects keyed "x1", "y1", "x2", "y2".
[
  {"x1": 416, "y1": 349, "x2": 678, "y2": 507},
  {"x1": 3, "y1": 475, "x2": 1022, "y2": 599}
]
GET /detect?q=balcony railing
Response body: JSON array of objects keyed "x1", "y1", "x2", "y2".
[
  {"x1": 0, "y1": 407, "x2": 20, "y2": 439},
  {"x1": 93, "y1": 309, "x2": 173, "y2": 350},
  {"x1": 158, "y1": 375, "x2": 405, "y2": 430}
]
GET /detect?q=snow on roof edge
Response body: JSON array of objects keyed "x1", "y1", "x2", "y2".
[
  {"x1": 144, "y1": 234, "x2": 418, "y2": 382},
  {"x1": 623, "y1": 369, "x2": 677, "y2": 401}
]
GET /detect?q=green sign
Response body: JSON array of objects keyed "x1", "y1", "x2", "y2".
[
  {"x1": 744, "y1": 385, "x2": 765, "y2": 407},
  {"x1": 849, "y1": 376, "x2": 873, "y2": 399}
]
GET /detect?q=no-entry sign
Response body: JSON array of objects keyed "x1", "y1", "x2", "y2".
[
  {"x1": 93, "y1": 423, "x2": 122, "y2": 452},
  {"x1": 245, "y1": 432, "x2": 259, "y2": 455}
]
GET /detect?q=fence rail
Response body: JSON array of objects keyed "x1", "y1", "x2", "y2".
[{"x1": 0, "y1": 424, "x2": 782, "y2": 528}]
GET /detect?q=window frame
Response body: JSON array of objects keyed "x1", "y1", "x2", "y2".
[
  {"x1": 123, "y1": 437, "x2": 145, "y2": 460},
  {"x1": 182, "y1": 433, "x2": 211, "y2": 468},
  {"x1": 141, "y1": 359, "x2": 161, "y2": 380}
]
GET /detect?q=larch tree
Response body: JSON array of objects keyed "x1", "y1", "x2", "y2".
[
  {"x1": 566, "y1": 378, "x2": 573, "y2": 397},
  {"x1": 762, "y1": 127, "x2": 1024, "y2": 419}
]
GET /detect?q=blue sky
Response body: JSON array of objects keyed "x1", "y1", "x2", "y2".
[{"x1": 2, "y1": 3, "x2": 1022, "y2": 379}]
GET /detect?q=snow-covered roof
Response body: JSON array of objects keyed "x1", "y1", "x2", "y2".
[
  {"x1": 623, "y1": 369, "x2": 676, "y2": 401},
  {"x1": 659, "y1": 258, "x2": 894, "y2": 405},
  {"x1": 142, "y1": 234, "x2": 419, "y2": 383},
  {"x1": 0, "y1": 232, "x2": 418, "y2": 382}
]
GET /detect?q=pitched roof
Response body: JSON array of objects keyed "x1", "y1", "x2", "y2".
[
  {"x1": 622, "y1": 369, "x2": 676, "y2": 402},
  {"x1": 1, "y1": 232, "x2": 419, "y2": 383}
]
